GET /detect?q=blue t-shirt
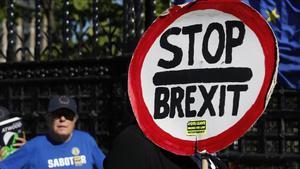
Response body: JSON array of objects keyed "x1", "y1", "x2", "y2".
[{"x1": 0, "y1": 130, "x2": 105, "y2": 169}]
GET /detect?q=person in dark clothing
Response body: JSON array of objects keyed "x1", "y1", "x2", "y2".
[
  {"x1": 104, "y1": 124, "x2": 199, "y2": 169},
  {"x1": 104, "y1": 124, "x2": 228, "y2": 169}
]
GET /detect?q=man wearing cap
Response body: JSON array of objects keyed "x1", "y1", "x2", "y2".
[{"x1": 0, "y1": 96, "x2": 105, "y2": 169}]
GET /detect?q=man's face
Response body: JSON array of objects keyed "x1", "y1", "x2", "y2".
[{"x1": 47, "y1": 109, "x2": 77, "y2": 139}]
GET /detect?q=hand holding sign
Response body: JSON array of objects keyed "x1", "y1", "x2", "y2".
[{"x1": 128, "y1": 0, "x2": 278, "y2": 155}]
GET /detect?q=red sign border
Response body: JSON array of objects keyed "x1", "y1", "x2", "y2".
[{"x1": 128, "y1": 0, "x2": 278, "y2": 155}]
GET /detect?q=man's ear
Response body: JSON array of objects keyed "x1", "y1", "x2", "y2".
[{"x1": 74, "y1": 114, "x2": 79, "y2": 122}]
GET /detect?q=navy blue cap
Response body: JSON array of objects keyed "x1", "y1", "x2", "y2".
[
  {"x1": 48, "y1": 96, "x2": 77, "y2": 115},
  {"x1": 0, "y1": 106, "x2": 10, "y2": 121}
]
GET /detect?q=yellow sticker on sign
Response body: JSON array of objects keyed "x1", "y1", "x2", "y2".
[{"x1": 187, "y1": 120, "x2": 206, "y2": 136}]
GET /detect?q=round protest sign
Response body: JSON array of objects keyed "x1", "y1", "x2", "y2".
[{"x1": 128, "y1": 0, "x2": 278, "y2": 155}]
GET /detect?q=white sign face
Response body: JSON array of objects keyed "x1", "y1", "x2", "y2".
[
  {"x1": 128, "y1": 1, "x2": 278, "y2": 155},
  {"x1": 141, "y1": 9, "x2": 264, "y2": 141}
]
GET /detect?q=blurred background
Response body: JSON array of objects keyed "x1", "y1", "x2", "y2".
[{"x1": 0, "y1": 0, "x2": 299, "y2": 168}]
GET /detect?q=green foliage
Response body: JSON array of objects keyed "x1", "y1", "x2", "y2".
[
  {"x1": 156, "y1": 0, "x2": 170, "y2": 16},
  {"x1": 73, "y1": 0, "x2": 91, "y2": 11},
  {"x1": 0, "y1": 0, "x2": 170, "y2": 60},
  {"x1": 0, "y1": 1, "x2": 6, "y2": 22}
]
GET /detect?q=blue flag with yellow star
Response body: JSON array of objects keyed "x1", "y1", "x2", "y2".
[{"x1": 243, "y1": 0, "x2": 300, "y2": 89}]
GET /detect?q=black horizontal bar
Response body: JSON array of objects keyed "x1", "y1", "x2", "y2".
[{"x1": 153, "y1": 67, "x2": 252, "y2": 86}]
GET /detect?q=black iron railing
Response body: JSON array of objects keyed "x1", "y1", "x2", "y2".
[
  {"x1": 1, "y1": 0, "x2": 158, "y2": 61},
  {"x1": 0, "y1": 58, "x2": 130, "y2": 151}
]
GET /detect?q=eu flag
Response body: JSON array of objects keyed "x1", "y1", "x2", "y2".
[{"x1": 243, "y1": 0, "x2": 300, "y2": 89}]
